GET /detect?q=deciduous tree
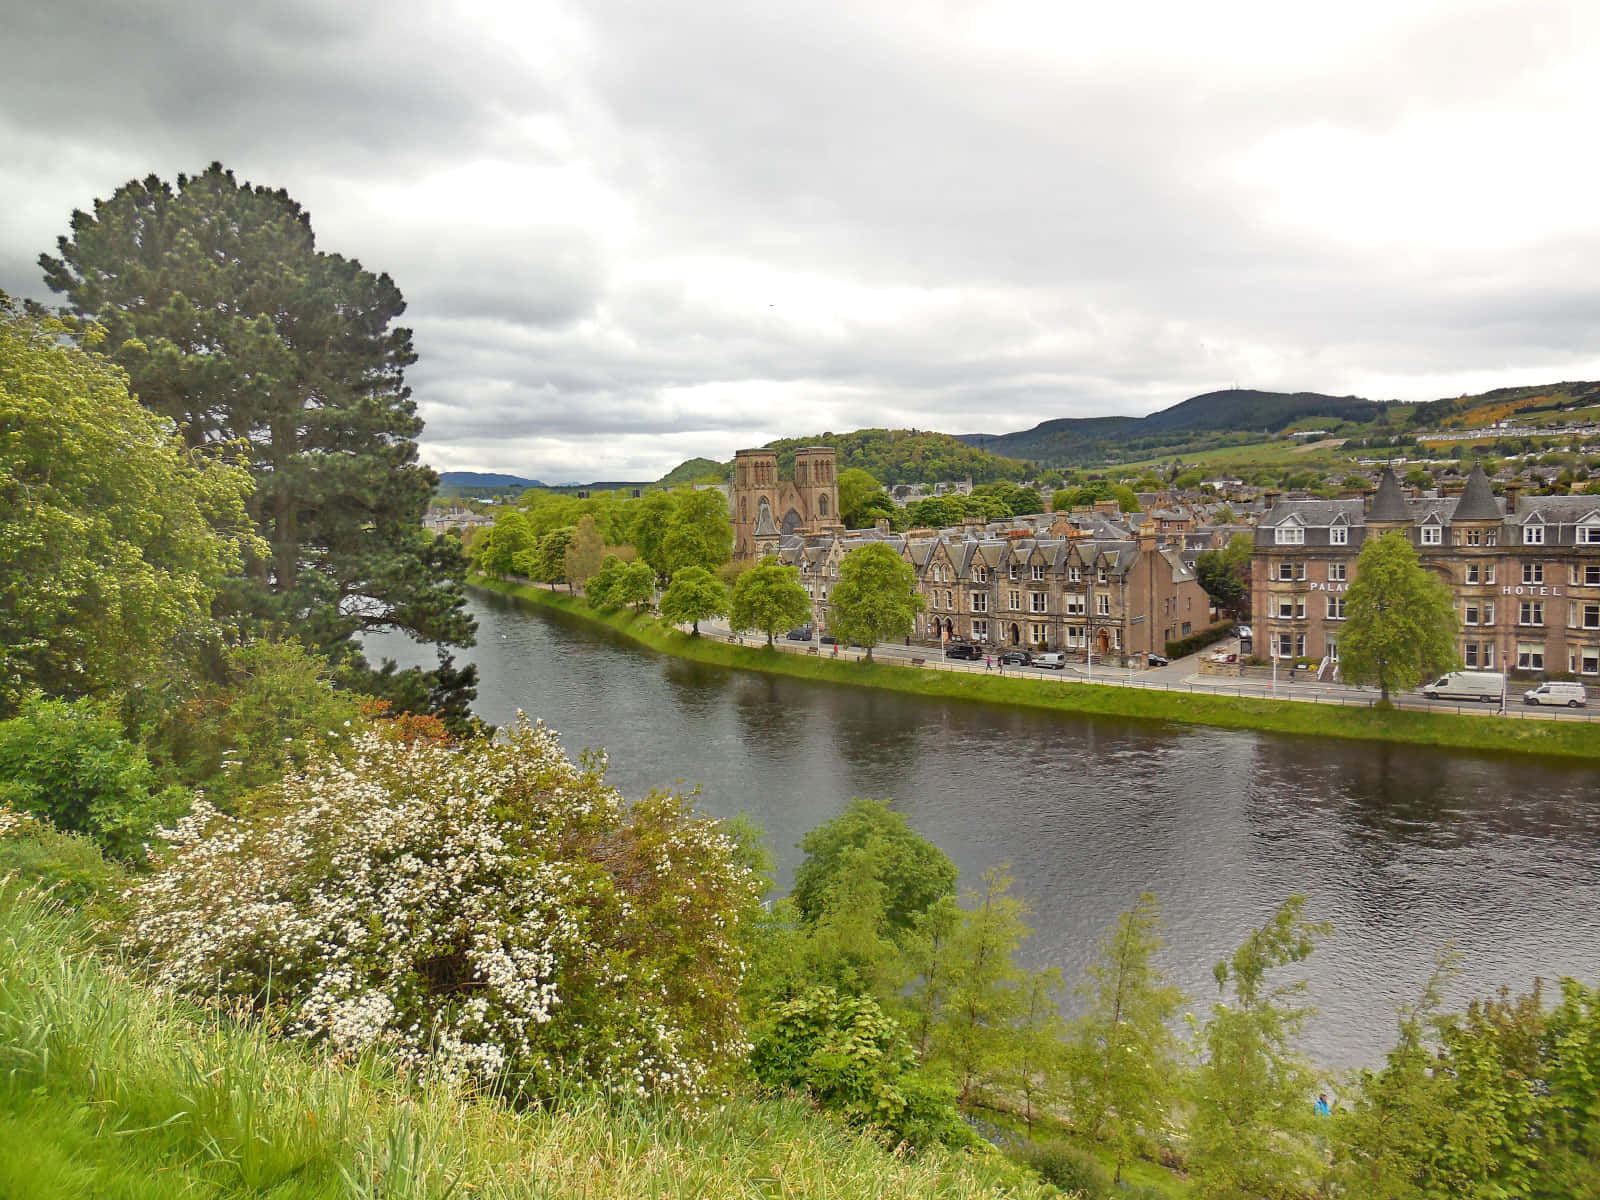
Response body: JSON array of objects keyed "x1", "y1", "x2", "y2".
[
  {"x1": 728, "y1": 558, "x2": 811, "y2": 646},
  {"x1": 827, "y1": 543, "x2": 925, "y2": 659},
  {"x1": 1340, "y1": 532, "x2": 1458, "y2": 703},
  {"x1": 40, "y1": 165, "x2": 476, "y2": 722},
  {"x1": 658, "y1": 566, "x2": 728, "y2": 635}
]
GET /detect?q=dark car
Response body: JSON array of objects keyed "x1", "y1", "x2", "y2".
[
  {"x1": 820, "y1": 634, "x2": 838, "y2": 645},
  {"x1": 785, "y1": 625, "x2": 814, "y2": 641},
  {"x1": 999, "y1": 650, "x2": 1032, "y2": 666},
  {"x1": 944, "y1": 643, "x2": 982, "y2": 660},
  {"x1": 1146, "y1": 652, "x2": 1170, "y2": 667}
]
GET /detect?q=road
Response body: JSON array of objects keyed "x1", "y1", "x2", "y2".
[{"x1": 693, "y1": 621, "x2": 1594, "y2": 725}]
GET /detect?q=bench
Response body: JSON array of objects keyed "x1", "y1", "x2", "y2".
[{"x1": 910, "y1": 657, "x2": 926, "y2": 666}]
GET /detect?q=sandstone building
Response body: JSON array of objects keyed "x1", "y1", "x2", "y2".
[
  {"x1": 730, "y1": 446, "x2": 843, "y2": 560},
  {"x1": 1253, "y1": 465, "x2": 1600, "y2": 678}
]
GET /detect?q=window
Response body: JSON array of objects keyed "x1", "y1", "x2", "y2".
[
  {"x1": 1008, "y1": 590, "x2": 1021, "y2": 611},
  {"x1": 1276, "y1": 524, "x2": 1304, "y2": 545},
  {"x1": 1068, "y1": 566, "x2": 1082, "y2": 583},
  {"x1": 1278, "y1": 599, "x2": 1294, "y2": 619},
  {"x1": 1029, "y1": 623, "x2": 1047, "y2": 643},
  {"x1": 1327, "y1": 637, "x2": 1340, "y2": 661},
  {"x1": 1327, "y1": 596, "x2": 1346, "y2": 619},
  {"x1": 1524, "y1": 563, "x2": 1544, "y2": 585},
  {"x1": 1519, "y1": 601, "x2": 1543, "y2": 626},
  {"x1": 1421, "y1": 524, "x2": 1442, "y2": 545},
  {"x1": 1582, "y1": 647, "x2": 1599, "y2": 676},
  {"x1": 975, "y1": 567, "x2": 988, "y2": 583},
  {"x1": 945, "y1": 590, "x2": 953, "y2": 610},
  {"x1": 1277, "y1": 633, "x2": 1294, "y2": 658},
  {"x1": 1525, "y1": 523, "x2": 1545, "y2": 545},
  {"x1": 1030, "y1": 563, "x2": 1045, "y2": 581},
  {"x1": 1278, "y1": 561, "x2": 1295, "y2": 581},
  {"x1": 1588, "y1": 566, "x2": 1600, "y2": 587},
  {"x1": 1486, "y1": 530, "x2": 1498, "y2": 546},
  {"x1": 972, "y1": 620, "x2": 988, "y2": 640},
  {"x1": 1029, "y1": 592, "x2": 1048, "y2": 614},
  {"x1": 1329, "y1": 562, "x2": 1347, "y2": 582},
  {"x1": 1064, "y1": 595, "x2": 1085, "y2": 616},
  {"x1": 1464, "y1": 642, "x2": 1478, "y2": 667},
  {"x1": 1518, "y1": 643, "x2": 1545, "y2": 671},
  {"x1": 1097, "y1": 567, "x2": 1108, "y2": 584},
  {"x1": 1181, "y1": 621, "x2": 1192, "y2": 636},
  {"x1": 1583, "y1": 602, "x2": 1600, "y2": 630},
  {"x1": 1066, "y1": 626, "x2": 1083, "y2": 647},
  {"x1": 1330, "y1": 525, "x2": 1348, "y2": 545},
  {"x1": 1008, "y1": 564, "x2": 1019, "y2": 580},
  {"x1": 1580, "y1": 526, "x2": 1600, "y2": 545},
  {"x1": 1466, "y1": 563, "x2": 1483, "y2": 585},
  {"x1": 1096, "y1": 594, "x2": 1110, "y2": 616},
  {"x1": 1465, "y1": 602, "x2": 1481, "y2": 626},
  {"x1": 971, "y1": 592, "x2": 988, "y2": 613},
  {"x1": 1465, "y1": 528, "x2": 1481, "y2": 546}
]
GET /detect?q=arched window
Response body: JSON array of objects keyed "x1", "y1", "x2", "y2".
[
  {"x1": 819, "y1": 494, "x2": 829, "y2": 516},
  {"x1": 740, "y1": 498, "x2": 747, "y2": 522}
]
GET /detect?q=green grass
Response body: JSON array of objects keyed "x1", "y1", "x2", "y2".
[
  {"x1": 477, "y1": 577, "x2": 1600, "y2": 763},
  {"x1": 0, "y1": 885, "x2": 1055, "y2": 1200}
]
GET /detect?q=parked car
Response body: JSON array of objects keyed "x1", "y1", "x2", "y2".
[
  {"x1": 1420, "y1": 670, "x2": 1507, "y2": 703},
  {"x1": 785, "y1": 625, "x2": 814, "y2": 641},
  {"x1": 1523, "y1": 680, "x2": 1588, "y2": 708},
  {"x1": 1032, "y1": 652, "x2": 1066, "y2": 669},
  {"x1": 1000, "y1": 650, "x2": 1032, "y2": 666},
  {"x1": 1146, "y1": 652, "x2": 1170, "y2": 667},
  {"x1": 820, "y1": 634, "x2": 838, "y2": 645},
  {"x1": 944, "y1": 643, "x2": 982, "y2": 660}
]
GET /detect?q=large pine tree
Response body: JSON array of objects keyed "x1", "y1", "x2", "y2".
[{"x1": 40, "y1": 165, "x2": 477, "y2": 722}]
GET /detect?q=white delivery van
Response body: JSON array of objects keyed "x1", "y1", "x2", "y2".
[
  {"x1": 1522, "y1": 680, "x2": 1588, "y2": 708},
  {"x1": 1420, "y1": 671, "x2": 1507, "y2": 703},
  {"x1": 1032, "y1": 652, "x2": 1066, "y2": 670}
]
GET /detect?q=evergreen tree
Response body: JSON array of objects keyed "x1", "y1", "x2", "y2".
[
  {"x1": 39, "y1": 164, "x2": 476, "y2": 723},
  {"x1": 1068, "y1": 893, "x2": 1186, "y2": 1184},
  {"x1": 1341, "y1": 531, "x2": 1458, "y2": 703}
]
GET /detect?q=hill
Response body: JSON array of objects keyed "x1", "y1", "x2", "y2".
[
  {"x1": 764, "y1": 428, "x2": 1031, "y2": 485},
  {"x1": 658, "y1": 456, "x2": 729, "y2": 486},
  {"x1": 960, "y1": 389, "x2": 1384, "y2": 466},
  {"x1": 437, "y1": 470, "x2": 546, "y2": 490}
]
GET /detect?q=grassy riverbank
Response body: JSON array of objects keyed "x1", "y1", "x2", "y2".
[
  {"x1": 0, "y1": 885, "x2": 1048, "y2": 1200},
  {"x1": 475, "y1": 576, "x2": 1600, "y2": 762}
]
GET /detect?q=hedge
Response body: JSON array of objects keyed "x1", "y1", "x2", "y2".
[{"x1": 1165, "y1": 619, "x2": 1234, "y2": 660}]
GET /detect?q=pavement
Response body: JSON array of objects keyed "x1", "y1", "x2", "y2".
[{"x1": 688, "y1": 621, "x2": 1595, "y2": 725}]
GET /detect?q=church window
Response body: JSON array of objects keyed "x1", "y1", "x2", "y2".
[{"x1": 819, "y1": 494, "x2": 829, "y2": 516}]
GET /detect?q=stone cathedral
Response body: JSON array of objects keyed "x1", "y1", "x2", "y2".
[{"x1": 730, "y1": 446, "x2": 843, "y2": 561}]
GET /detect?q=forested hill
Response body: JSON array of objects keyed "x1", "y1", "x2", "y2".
[
  {"x1": 438, "y1": 471, "x2": 546, "y2": 490},
  {"x1": 959, "y1": 389, "x2": 1384, "y2": 465},
  {"x1": 657, "y1": 457, "x2": 728, "y2": 486},
  {"x1": 764, "y1": 428, "x2": 1031, "y2": 485}
]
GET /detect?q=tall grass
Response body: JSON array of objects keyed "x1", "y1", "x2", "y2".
[
  {"x1": 0, "y1": 886, "x2": 1055, "y2": 1199},
  {"x1": 475, "y1": 577, "x2": 1600, "y2": 763}
]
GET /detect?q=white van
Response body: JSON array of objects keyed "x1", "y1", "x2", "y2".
[
  {"x1": 1032, "y1": 652, "x2": 1066, "y2": 670},
  {"x1": 1522, "y1": 681, "x2": 1588, "y2": 708},
  {"x1": 1420, "y1": 671, "x2": 1507, "y2": 703}
]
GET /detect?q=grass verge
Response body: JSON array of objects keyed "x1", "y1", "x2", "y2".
[
  {"x1": 475, "y1": 577, "x2": 1600, "y2": 763},
  {"x1": 0, "y1": 885, "x2": 1052, "y2": 1200}
]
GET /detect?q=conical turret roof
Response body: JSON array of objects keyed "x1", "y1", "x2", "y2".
[
  {"x1": 1366, "y1": 468, "x2": 1411, "y2": 524},
  {"x1": 1451, "y1": 463, "x2": 1502, "y2": 522}
]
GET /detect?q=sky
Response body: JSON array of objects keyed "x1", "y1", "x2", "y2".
[{"x1": 3, "y1": 1, "x2": 1599, "y2": 483}]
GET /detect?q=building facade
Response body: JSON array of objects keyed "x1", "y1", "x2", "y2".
[
  {"x1": 1253, "y1": 466, "x2": 1600, "y2": 678},
  {"x1": 775, "y1": 511, "x2": 1212, "y2": 663},
  {"x1": 729, "y1": 446, "x2": 842, "y2": 561}
]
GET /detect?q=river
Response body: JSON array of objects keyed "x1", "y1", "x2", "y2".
[{"x1": 363, "y1": 588, "x2": 1600, "y2": 1069}]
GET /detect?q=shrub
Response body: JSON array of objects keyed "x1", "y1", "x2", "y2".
[
  {"x1": 0, "y1": 695, "x2": 187, "y2": 857},
  {"x1": 125, "y1": 716, "x2": 764, "y2": 1099},
  {"x1": 1019, "y1": 1139, "x2": 1112, "y2": 1197},
  {"x1": 1164, "y1": 620, "x2": 1234, "y2": 661},
  {"x1": 0, "y1": 804, "x2": 127, "y2": 916},
  {"x1": 750, "y1": 986, "x2": 966, "y2": 1150}
]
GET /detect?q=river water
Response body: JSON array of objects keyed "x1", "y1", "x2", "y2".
[{"x1": 364, "y1": 588, "x2": 1600, "y2": 1068}]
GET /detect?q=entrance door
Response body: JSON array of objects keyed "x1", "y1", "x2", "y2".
[
  {"x1": 1009, "y1": 623, "x2": 1020, "y2": 645},
  {"x1": 1097, "y1": 629, "x2": 1111, "y2": 653}
]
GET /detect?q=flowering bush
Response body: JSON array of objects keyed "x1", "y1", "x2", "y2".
[{"x1": 125, "y1": 716, "x2": 763, "y2": 1098}]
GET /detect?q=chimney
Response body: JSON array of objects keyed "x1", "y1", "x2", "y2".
[
  {"x1": 1138, "y1": 521, "x2": 1157, "y2": 553},
  {"x1": 1263, "y1": 489, "x2": 1280, "y2": 510},
  {"x1": 874, "y1": 518, "x2": 890, "y2": 534},
  {"x1": 1504, "y1": 480, "x2": 1522, "y2": 510}
]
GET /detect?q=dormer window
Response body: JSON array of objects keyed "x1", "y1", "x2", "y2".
[
  {"x1": 1030, "y1": 563, "x2": 1045, "y2": 581},
  {"x1": 1525, "y1": 522, "x2": 1545, "y2": 545},
  {"x1": 1579, "y1": 518, "x2": 1600, "y2": 545},
  {"x1": 1275, "y1": 524, "x2": 1304, "y2": 545},
  {"x1": 1330, "y1": 525, "x2": 1348, "y2": 546},
  {"x1": 1420, "y1": 524, "x2": 1442, "y2": 546}
]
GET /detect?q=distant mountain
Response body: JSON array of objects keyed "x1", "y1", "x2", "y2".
[
  {"x1": 437, "y1": 471, "x2": 546, "y2": 490},
  {"x1": 959, "y1": 389, "x2": 1386, "y2": 465}
]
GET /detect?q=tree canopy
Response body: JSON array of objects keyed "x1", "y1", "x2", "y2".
[
  {"x1": 728, "y1": 558, "x2": 811, "y2": 646},
  {"x1": 39, "y1": 164, "x2": 476, "y2": 723},
  {"x1": 1340, "y1": 532, "x2": 1458, "y2": 702},
  {"x1": 826, "y1": 543, "x2": 925, "y2": 659},
  {"x1": 659, "y1": 566, "x2": 728, "y2": 635},
  {"x1": 0, "y1": 292, "x2": 253, "y2": 715}
]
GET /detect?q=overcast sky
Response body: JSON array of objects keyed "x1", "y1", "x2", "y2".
[{"x1": 4, "y1": 1, "x2": 1599, "y2": 482}]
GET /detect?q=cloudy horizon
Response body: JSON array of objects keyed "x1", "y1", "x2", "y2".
[{"x1": 4, "y1": 1, "x2": 1598, "y2": 483}]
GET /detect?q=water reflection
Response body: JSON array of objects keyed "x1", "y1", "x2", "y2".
[{"x1": 364, "y1": 590, "x2": 1600, "y2": 1067}]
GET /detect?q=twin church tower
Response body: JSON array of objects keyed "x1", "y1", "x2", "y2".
[{"x1": 730, "y1": 446, "x2": 843, "y2": 561}]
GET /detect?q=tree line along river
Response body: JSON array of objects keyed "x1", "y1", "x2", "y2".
[{"x1": 363, "y1": 588, "x2": 1600, "y2": 1069}]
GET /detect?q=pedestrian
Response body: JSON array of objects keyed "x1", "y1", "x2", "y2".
[
  {"x1": 1314, "y1": 1093, "x2": 1331, "y2": 1117},
  {"x1": 985, "y1": 656, "x2": 992, "y2": 672}
]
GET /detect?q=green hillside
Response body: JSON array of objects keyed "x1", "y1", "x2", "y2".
[
  {"x1": 764, "y1": 428, "x2": 1031, "y2": 484},
  {"x1": 657, "y1": 456, "x2": 729, "y2": 486}
]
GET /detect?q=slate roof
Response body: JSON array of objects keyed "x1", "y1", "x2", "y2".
[
  {"x1": 1366, "y1": 468, "x2": 1411, "y2": 523},
  {"x1": 1452, "y1": 464, "x2": 1503, "y2": 522}
]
